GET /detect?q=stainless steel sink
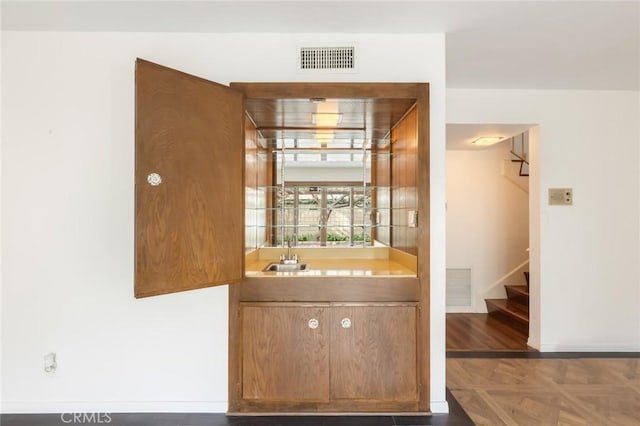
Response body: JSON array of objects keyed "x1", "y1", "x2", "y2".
[{"x1": 263, "y1": 262, "x2": 309, "y2": 272}]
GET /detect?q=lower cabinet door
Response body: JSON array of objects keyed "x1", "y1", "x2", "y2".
[
  {"x1": 242, "y1": 304, "x2": 330, "y2": 401},
  {"x1": 330, "y1": 304, "x2": 418, "y2": 401}
]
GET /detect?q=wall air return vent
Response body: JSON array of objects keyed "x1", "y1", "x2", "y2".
[
  {"x1": 446, "y1": 268, "x2": 472, "y2": 309},
  {"x1": 298, "y1": 46, "x2": 357, "y2": 73}
]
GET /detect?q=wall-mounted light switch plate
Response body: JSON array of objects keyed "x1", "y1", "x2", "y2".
[
  {"x1": 408, "y1": 210, "x2": 418, "y2": 227},
  {"x1": 549, "y1": 188, "x2": 573, "y2": 205}
]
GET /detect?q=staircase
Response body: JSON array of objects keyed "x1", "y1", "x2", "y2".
[{"x1": 485, "y1": 271, "x2": 529, "y2": 334}]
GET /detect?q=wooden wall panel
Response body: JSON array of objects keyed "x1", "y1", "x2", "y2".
[
  {"x1": 373, "y1": 143, "x2": 391, "y2": 246},
  {"x1": 245, "y1": 117, "x2": 258, "y2": 188},
  {"x1": 415, "y1": 85, "x2": 430, "y2": 412},
  {"x1": 257, "y1": 145, "x2": 269, "y2": 247},
  {"x1": 245, "y1": 119, "x2": 272, "y2": 250},
  {"x1": 245, "y1": 116, "x2": 258, "y2": 252},
  {"x1": 405, "y1": 109, "x2": 419, "y2": 254},
  {"x1": 391, "y1": 107, "x2": 418, "y2": 255}
]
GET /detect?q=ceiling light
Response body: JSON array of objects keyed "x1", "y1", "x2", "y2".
[
  {"x1": 312, "y1": 113, "x2": 343, "y2": 127},
  {"x1": 471, "y1": 136, "x2": 503, "y2": 146}
]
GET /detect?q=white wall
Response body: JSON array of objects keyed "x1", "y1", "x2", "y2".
[
  {"x1": 528, "y1": 126, "x2": 541, "y2": 349},
  {"x1": 446, "y1": 141, "x2": 529, "y2": 312},
  {"x1": 1, "y1": 32, "x2": 447, "y2": 413},
  {"x1": 448, "y1": 89, "x2": 640, "y2": 351},
  {"x1": 0, "y1": 4, "x2": 3, "y2": 409}
]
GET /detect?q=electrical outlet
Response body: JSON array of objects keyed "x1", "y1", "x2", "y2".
[
  {"x1": 44, "y1": 352, "x2": 57, "y2": 375},
  {"x1": 549, "y1": 188, "x2": 573, "y2": 206}
]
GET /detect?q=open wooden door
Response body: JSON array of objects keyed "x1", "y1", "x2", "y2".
[{"x1": 135, "y1": 59, "x2": 244, "y2": 298}]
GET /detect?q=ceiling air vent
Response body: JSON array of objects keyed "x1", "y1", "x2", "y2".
[{"x1": 298, "y1": 46, "x2": 357, "y2": 73}]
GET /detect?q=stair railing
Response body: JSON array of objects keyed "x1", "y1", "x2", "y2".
[
  {"x1": 510, "y1": 149, "x2": 529, "y2": 165},
  {"x1": 482, "y1": 258, "x2": 530, "y2": 299},
  {"x1": 510, "y1": 134, "x2": 529, "y2": 176}
]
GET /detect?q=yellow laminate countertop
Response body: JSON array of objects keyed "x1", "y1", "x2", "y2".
[{"x1": 245, "y1": 258, "x2": 416, "y2": 278}]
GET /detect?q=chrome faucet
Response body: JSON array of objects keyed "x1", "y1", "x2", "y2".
[{"x1": 280, "y1": 240, "x2": 299, "y2": 265}]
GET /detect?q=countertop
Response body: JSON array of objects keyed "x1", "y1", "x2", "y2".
[{"x1": 245, "y1": 258, "x2": 416, "y2": 278}]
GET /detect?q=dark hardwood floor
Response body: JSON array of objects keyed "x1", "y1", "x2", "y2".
[
  {"x1": 0, "y1": 390, "x2": 473, "y2": 426},
  {"x1": 446, "y1": 313, "x2": 533, "y2": 352}
]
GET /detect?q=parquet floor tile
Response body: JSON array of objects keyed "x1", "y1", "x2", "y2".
[
  {"x1": 449, "y1": 389, "x2": 510, "y2": 426},
  {"x1": 568, "y1": 386, "x2": 640, "y2": 426},
  {"x1": 448, "y1": 358, "x2": 640, "y2": 425}
]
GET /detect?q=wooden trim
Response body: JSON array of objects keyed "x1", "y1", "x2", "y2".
[
  {"x1": 228, "y1": 283, "x2": 242, "y2": 413},
  {"x1": 231, "y1": 400, "x2": 421, "y2": 413},
  {"x1": 230, "y1": 82, "x2": 426, "y2": 100},
  {"x1": 241, "y1": 301, "x2": 331, "y2": 308},
  {"x1": 416, "y1": 84, "x2": 430, "y2": 411},
  {"x1": 227, "y1": 411, "x2": 431, "y2": 416},
  {"x1": 240, "y1": 277, "x2": 419, "y2": 302}
]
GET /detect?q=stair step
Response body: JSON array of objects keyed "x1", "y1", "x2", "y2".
[
  {"x1": 485, "y1": 298, "x2": 529, "y2": 325},
  {"x1": 505, "y1": 285, "x2": 529, "y2": 305}
]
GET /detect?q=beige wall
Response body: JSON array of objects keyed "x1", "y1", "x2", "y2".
[{"x1": 446, "y1": 140, "x2": 530, "y2": 312}]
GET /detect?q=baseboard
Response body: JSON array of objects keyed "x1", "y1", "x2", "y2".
[
  {"x1": 527, "y1": 336, "x2": 540, "y2": 350},
  {"x1": 1, "y1": 400, "x2": 228, "y2": 414},
  {"x1": 429, "y1": 400, "x2": 449, "y2": 414},
  {"x1": 3, "y1": 400, "x2": 452, "y2": 415},
  {"x1": 539, "y1": 343, "x2": 640, "y2": 352}
]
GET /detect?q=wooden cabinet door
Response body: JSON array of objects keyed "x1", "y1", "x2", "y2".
[
  {"x1": 330, "y1": 304, "x2": 418, "y2": 401},
  {"x1": 135, "y1": 59, "x2": 244, "y2": 298},
  {"x1": 242, "y1": 304, "x2": 330, "y2": 401}
]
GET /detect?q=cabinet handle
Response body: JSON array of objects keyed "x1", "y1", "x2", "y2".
[
  {"x1": 308, "y1": 318, "x2": 319, "y2": 329},
  {"x1": 341, "y1": 318, "x2": 352, "y2": 329},
  {"x1": 147, "y1": 173, "x2": 162, "y2": 186}
]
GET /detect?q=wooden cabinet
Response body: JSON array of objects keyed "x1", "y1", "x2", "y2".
[
  {"x1": 330, "y1": 305, "x2": 417, "y2": 401},
  {"x1": 241, "y1": 302, "x2": 417, "y2": 406},
  {"x1": 242, "y1": 304, "x2": 330, "y2": 401}
]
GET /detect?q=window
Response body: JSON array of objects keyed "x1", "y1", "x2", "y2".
[{"x1": 275, "y1": 184, "x2": 372, "y2": 247}]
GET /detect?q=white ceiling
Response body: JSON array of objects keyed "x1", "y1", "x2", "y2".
[
  {"x1": 2, "y1": 1, "x2": 637, "y2": 149},
  {"x1": 2, "y1": 1, "x2": 639, "y2": 90}
]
